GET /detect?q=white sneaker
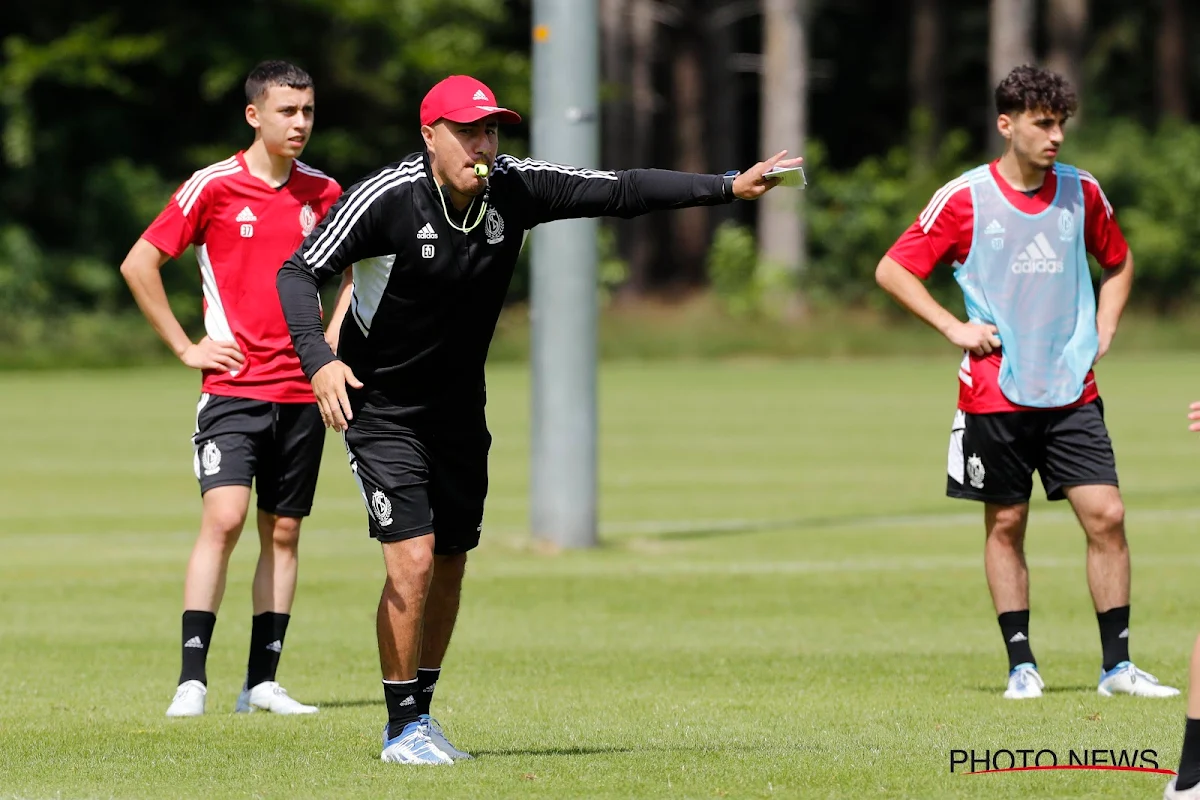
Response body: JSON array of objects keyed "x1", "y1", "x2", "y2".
[
  {"x1": 235, "y1": 681, "x2": 319, "y2": 714},
  {"x1": 1003, "y1": 663, "x2": 1044, "y2": 699},
  {"x1": 1165, "y1": 777, "x2": 1200, "y2": 798},
  {"x1": 166, "y1": 680, "x2": 207, "y2": 717},
  {"x1": 420, "y1": 715, "x2": 472, "y2": 760},
  {"x1": 381, "y1": 722, "x2": 454, "y2": 765},
  {"x1": 1098, "y1": 661, "x2": 1180, "y2": 698}
]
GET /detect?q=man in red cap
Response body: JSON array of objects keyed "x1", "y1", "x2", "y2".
[{"x1": 277, "y1": 74, "x2": 802, "y2": 765}]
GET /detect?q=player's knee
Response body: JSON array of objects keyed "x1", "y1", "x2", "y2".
[
  {"x1": 272, "y1": 516, "x2": 302, "y2": 551},
  {"x1": 1089, "y1": 500, "x2": 1127, "y2": 541},
  {"x1": 384, "y1": 539, "x2": 435, "y2": 591},
  {"x1": 434, "y1": 552, "x2": 467, "y2": 578},
  {"x1": 201, "y1": 506, "x2": 248, "y2": 545},
  {"x1": 988, "y1": 507, "x2": 1028, "y2": 547}
]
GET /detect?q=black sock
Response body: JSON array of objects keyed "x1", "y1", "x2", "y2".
[
  {"x1": 246, "y1": 612, "x2": 290, "y2": 688},
  {"x1": 1177, "y1": 718, "x2": 1200, "y2": 791},
  {"x1": 1097, "y1": 605, "x2": 1131, "y2": 672},
  {"x1": 179, "y1": 610, "x2": 217, "y2": 685},
  {"x1": 384, "y1": 679, "x2": 420, "y2": 740},
  {"x1": 416, "y1": 668, "x2": 440, "y2": 717},
  {"x1": 998, "y1": 610, "x2": 1036, "y2": 671}
]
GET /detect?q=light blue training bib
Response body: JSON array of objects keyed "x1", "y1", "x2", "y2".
[{"x1": 954, "y1": 163, "x2": 1097, "y2": 408}]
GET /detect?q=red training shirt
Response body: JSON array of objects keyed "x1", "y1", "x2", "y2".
[
  {"x1": 886, "y1": 161, "x2": 1129, "y2": 414},
  {"x1": 142, "y1": 152, "x2": 341, "y2": 403}
]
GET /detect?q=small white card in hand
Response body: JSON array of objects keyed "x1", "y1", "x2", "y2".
[{"x1": 763, "y1": 165, "x2": 807, "y2": 188}]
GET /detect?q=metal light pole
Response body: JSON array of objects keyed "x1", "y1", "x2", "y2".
[{"x1": 530, "y1": 0, "x2": 600, "y2": 548}]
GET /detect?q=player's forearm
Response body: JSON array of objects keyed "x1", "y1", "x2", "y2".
[
  {"x1": 278, "y1": 261, "x2": 337, "y2": 379},
  {"x1": 611, "y1": 169, "x2": 729, "y2": 215},
  {"x1": 326, "y1": 267, "x2": 354, "y2": 334},
  {"x1": 1096, "y1": 250, "x2": 1134, "y2": 336},
  {"x1": 119, "y1": 241, "x2": 192, "y2": 358},
  {"x1": 875, "y1": 256, "x2": 961, "y2": 338}
]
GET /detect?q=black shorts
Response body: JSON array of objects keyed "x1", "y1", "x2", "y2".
[
  {"x1": 342, "y1": 409, "x2": 491, "y2": 555},
  {"x1": 946, "y1": 398, "x2": 1119, "y2": 505},
  {"x1": 192, "y1": 393, "x2": 325, "y2": 517}
]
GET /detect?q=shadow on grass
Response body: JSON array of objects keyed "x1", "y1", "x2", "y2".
[
  {"x1": 319, "y1": 699, "x2": 381, "y2": 709},
  {"x1": 969, "y1": 684, "x2": 1096, "y2": 695}
]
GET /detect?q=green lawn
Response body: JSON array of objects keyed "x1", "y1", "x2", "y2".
[{"x1": 2, "y1": 355, "x2": 1200, "y2": 799}]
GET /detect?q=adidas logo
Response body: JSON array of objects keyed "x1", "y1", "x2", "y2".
[
  {"x1": 984, "y1": 219, "x2": 1005, "y2": 235},
  {"x1": 1010, "y1": 232, "x2": 1063, "y2": 274},
  {"x1": 422, "y1": 684, "x2": 436, "y2": 692},
  {"x1": 184, "y1": 636, "x2": 205, "y2": 649},
  {"x1": 417, "y1": 222, "x2": 438, "y2": 240},
  {"x1": 472, "y1": 89, "x2": 488, "y2": 101},
  {"x1": 1118, "y1": 628, "x2": 1129, "y2": 639},
  {"x1": 266, "y1": 640, "x2": 283, "y2": 653},
  {"x1": 236, "y1": 206, "x2": 257, "y2": 223},
  {"x1": 399, "y1": 695, "x2": 415, "y2": 706},
  {"x1": 1008, "y1": 632, "x2": 1028, "y2": 643}
]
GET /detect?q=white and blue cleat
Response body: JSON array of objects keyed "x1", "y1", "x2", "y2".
[
  {"x1": 381, "y1": 721, "x2": 455, "y2": 765},
  {"x1": 420, "y1": 715, "x2": 472, "y2": 761},
  {"x1": 1097, "y1": 661, "x2": 1180, "y2": 698},
  {"x1": 1003, "y1": 662, "x2": 1044, "y2": 699}
]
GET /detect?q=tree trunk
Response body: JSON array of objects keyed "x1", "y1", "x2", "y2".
[
  {"x1": 1157, "y1": 0, "x2": 1189, "y2": 120},
  {"x1": 671, "y1": 1, "x2": 708, "y2": 285},
  {"x1": 988, "y1": 0, "x2": 1035, "y2": 152},
  {"x1": 909, "y1": 0, "x2": 944, "y2": 167},
  {"x1": 600, "y1": 0, "x2": 631, "y2": 171},
  {"x1": 625, "y1": 0, "x2": 658, "y2": 294},
  {"x1": 1045, "y1": 0, "x2": 1088, "y2": 124},
  {"x1": 758, "y1": 0, "x2": 807, "y2": 309}
]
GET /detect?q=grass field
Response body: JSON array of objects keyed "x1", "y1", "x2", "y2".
[{"x1": 3, "y1": 355, "x2": 1200, "y2": 799}]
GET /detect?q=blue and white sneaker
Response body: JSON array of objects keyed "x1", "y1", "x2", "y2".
[
  {"x1": 380, "y1": 722, "x2": 454, "y2": 765},
  {"x1": 1097, "y1": 661, "x2": 1180, "y2": 698},
  {"x1": 1003, "y1": 662, "x2": 1044, "y2": 699},
  {"x1": 420, "y1": 715, "x2": 473, "y2": 761}
]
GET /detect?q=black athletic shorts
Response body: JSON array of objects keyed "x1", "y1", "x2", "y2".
[
  {"x1": 946, "y1": 398, "x2": 1119, "y2": 505},
  {"x1": 342, "y1": 405, "x2": 491, "y2": 555},
  {"x1": 192, "y1": 393, "x2": 325, "y2": 517}
]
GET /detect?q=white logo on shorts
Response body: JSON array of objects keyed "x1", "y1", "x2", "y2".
[
  {"x1": 201, "y1": 440, "x2": 222, "y2": 476},
  {"x1": 370, "y1": 489, "x2": 393, "y2": 527},
  {"x1": 967, "y1": 453, "x2": 985, "y2": 489}
]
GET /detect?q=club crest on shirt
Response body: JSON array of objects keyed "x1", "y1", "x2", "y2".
[
  {"x1": 1058, "y1": 208, "x2": 1075, "y2": 242},
  {"x1": 370, "y1": 489, "x2": 393, "y2": 527},
  {"x1": 201, "y1": 440, "x2": 222, "y2": 476},
  {"x1": 300, "y1": 202, "x2": 317, "y2": 236},
  {"x1": 485, "y1": 207, "x2": 504, "y2": 245},
  {"x1": 967, "y1": 453, "x2": 985, "y2": 489}
]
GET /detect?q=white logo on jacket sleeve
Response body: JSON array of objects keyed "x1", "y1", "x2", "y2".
[
  {"x1": 370, "y1": 490, "x2": 394, "y2": 526},
  {"x1": 299, "y1": 202, "x2": 317, "y2": 236},
  {"x1": 966, "y1": 453, "x2": 985, "y2": 489},
  {"x1": 201, "y1": 440, "x2": 222, "y2": 476},
  {"x1": 485, "y1": 207, "x2": 504, "y2": 245}
]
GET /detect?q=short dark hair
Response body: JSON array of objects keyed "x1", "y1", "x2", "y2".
[
  {"x1": 245, "y1": 60, "x2": 313, "y2": 104},
  {"x1": 994, "y1": 65, "x2": 1078, "y2": 118}
]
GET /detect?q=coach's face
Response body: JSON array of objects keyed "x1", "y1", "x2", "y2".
[
  {"x1": 422, "y1": 118, "x2": 498, "y2": 201},
  {"x1": 246, "y1": 85, "x2": 315, "y2": 159},
  {"x1": 998, "y1": 108, "x2": 1066, "y2": 171}
]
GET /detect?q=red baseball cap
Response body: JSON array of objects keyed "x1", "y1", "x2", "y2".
[{"x1": 419, "y1": 75, "x2": 522, "y2": 127}]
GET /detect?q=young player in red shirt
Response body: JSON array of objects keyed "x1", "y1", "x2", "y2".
[
  {"x1": 120, "y1": 61, "x2": 347, "y2": 717},
  {"x1": 876, "y1": 65, "x2": 1177, "y2": 700}
]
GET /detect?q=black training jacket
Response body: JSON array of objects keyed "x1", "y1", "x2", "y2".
[{"x1": 277, "y1": 151, "x2": 733, "y2": 419}]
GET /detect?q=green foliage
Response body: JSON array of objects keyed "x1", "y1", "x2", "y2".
[
  {"x1": 705, "y1": 220, "x2": 762, "y2": 317},
  {"x1": 1065, "y1": 120, "x2": 1200, "y2": 309},
  {"x1": 802, "y1": 132, "x2": 973, "y2": 313}
]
